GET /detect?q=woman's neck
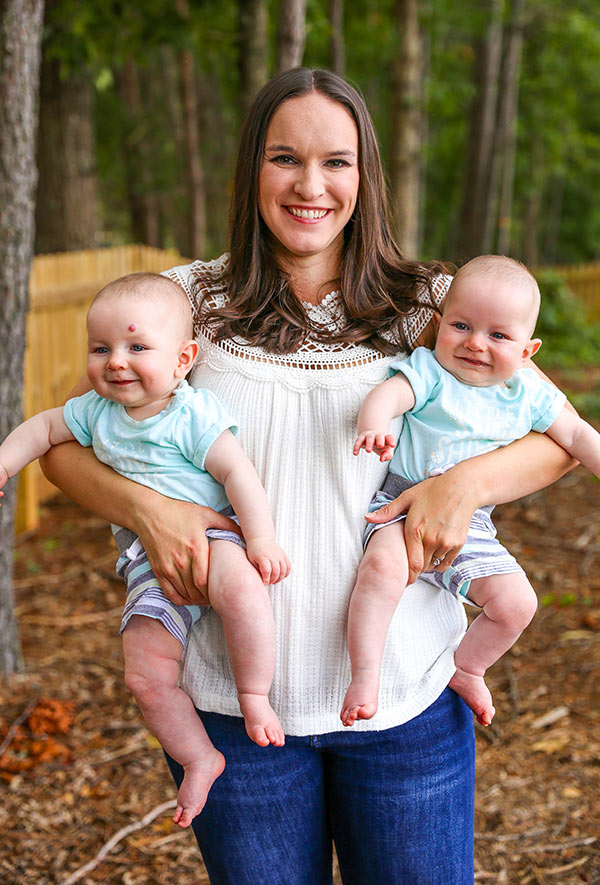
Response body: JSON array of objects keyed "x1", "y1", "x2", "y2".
[{"x1": 276, "y1": 244, "x2": 342, "y2": 306}]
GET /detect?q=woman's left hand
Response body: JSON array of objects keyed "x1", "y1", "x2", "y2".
[{"x1": 365, "y1": 472, "x2": 476, "y2": 585}]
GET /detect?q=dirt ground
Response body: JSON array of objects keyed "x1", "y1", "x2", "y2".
[{"x1": 1, "y1": 435, "x2": 599, "y2": 882}]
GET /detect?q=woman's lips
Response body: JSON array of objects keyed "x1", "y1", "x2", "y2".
[{"x1": 285, "y1": 206, "x2": 331, "y2": 220}]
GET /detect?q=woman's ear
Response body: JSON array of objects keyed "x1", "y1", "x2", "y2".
[{"x1": 175, "y1": 339, "x2": 200, "y2": 377}]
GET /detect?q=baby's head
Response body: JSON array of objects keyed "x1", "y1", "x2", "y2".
[
  {"x1": 86, "y1": 272, "x2": 198, "y2": 410},
  {"x1": 434, "y1": 255, "x2": 542, "y2": 387}
]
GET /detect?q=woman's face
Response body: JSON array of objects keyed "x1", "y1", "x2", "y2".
[{"x1": 258, "y1": 92, "x2": 360, "y2": 268}]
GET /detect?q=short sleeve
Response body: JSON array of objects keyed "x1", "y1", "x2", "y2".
[
  {"x1": 520, "y1": 370, "x2": 567, "y2": 432},
  {"x1": 175, "y1": 388, "x2": 239, "y2": 470},
  {"x1": 388, "y1": 347, "x2": 442, "y2": 411},
  {"x1": 63, "y1": 390, "x2": 108, "y2": 447},
  {"x1": 401, "y1": 273, "x2": 452, "y2": 349}
]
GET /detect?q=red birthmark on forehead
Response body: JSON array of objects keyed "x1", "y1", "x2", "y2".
[{"x1": 128, "y1": 323, "x2": 136, "y2": 332}]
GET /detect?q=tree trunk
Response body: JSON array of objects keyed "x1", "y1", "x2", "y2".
[
  {"x1": 176, "y1": 0, "x2": 206, "y2": 259},
  {"x1": 522, "y1": 139, "x2": 544, "y2": 266},
  {"x1": 116, "y1": 59, "x2": 161, "y2": 247},
  {"x1": 238, "y1": 0, "x2": 268, "y2": 114},
  {"x1": 277, "y1": 0, "x2": 306, "y2": 72},
  {"x1": 494, "y1": 0, "x2": 524, "y2": 255},
  {"x1": 330, "y1": 0, "x2": 345, "y2": 77},
  {"x1": 35, "y1": 0, "x2": 99, "y2": 253},
  {"x1": 390, "y1": 0, "x2": 423, "y2": 258},
  {"x1": 457, "y1": 0, "x2": 503, "y2": 260},
  {"x1": 0, "y1": 0, "x2": 44, "y2": 674}
]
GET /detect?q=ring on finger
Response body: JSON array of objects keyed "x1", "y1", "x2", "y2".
[{"x1": 432, "y1": 553, "x2": 447, "y2": 568}]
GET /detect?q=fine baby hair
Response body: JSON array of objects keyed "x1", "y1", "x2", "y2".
[{"x1": 91, "y1": 272, "x2": 194, "y2": 341}]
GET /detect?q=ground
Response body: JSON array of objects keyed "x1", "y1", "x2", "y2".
[{"x1": 1, "y1": 413, "x2": 599, "y2": 883}]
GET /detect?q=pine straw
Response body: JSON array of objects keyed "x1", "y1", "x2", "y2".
[{"x1": 1, "y1": 461, "x2": 599, "y2": 884}]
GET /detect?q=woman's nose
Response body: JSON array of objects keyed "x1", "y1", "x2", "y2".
[{"x1": 293, "y1": 163, "x2": 325, "y2": 201}]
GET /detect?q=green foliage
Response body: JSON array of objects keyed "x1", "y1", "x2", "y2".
[
  {"x1": 534, "y1": 270, "x2": 600, "y2": 368},
  {"x1": 35, "y1": 0, "x2": 600, "y2": 267}
]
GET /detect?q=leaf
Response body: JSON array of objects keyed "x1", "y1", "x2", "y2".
[{"x1": 532, "y1": 735, "x2": 571, "y2": 754}]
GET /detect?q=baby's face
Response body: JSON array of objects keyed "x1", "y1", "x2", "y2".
[
  {"x1": 86, "y1": 294, "x2": 189, "y2": 412},
  {"x1": 435, "y1": 274, "x2": 540, "y2": 387}
]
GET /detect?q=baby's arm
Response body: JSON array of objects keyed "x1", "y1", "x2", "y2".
[
  {"x1": 0, "y1": 407, "x2": 75, "y2": 497},
  {"x1": 353, "y1": 373, "x2": 416, "y2": 462},
  {"x1": 204, "y1": 430, "x2": 290, "y2": 585},
  {"x1": 545, "y1": 407, "x2": 600, "y2": 477}
]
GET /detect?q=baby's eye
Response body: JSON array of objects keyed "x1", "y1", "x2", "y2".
[
  {"x1": 491, "y1": 332, "x2": 507, "y2": 340},
  {"x1": 452, "y1": 322, "x2": 469, "y2": 331},
  {"x1": 130, "y1": 344, "x2": 147, "y2": 352},
  {"x1": 92, "y1": 346, "x2": 109, "y2": 354}
]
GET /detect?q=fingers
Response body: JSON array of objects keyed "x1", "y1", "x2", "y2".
[
  {"x1": 364, "y1": 491, "x2": 408, "y2": 524},
  {"x1": 257, "y1": 553, "x2": 291, "y2": 585},
  {"x1": 353, "y1": 432, "x2": 395, "y2": 456},
  {"x1": 404, "y1": 528, "x2": 425, "y2": 586}
]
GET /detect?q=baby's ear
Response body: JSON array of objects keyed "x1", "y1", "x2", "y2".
[
  {"x1": 522, "y1": 338, "x2": 542, "y2": 361},
  {"x1": 175, "y1": 339, "x2": 199, "y2": 377}
]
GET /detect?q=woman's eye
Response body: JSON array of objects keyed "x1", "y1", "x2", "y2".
[
  {"x1": 325, "y1": 159, "x2": 349, "y2": 169},
  {"x1": 270, "y1": 154, "x2": 296, "y2": 165}
]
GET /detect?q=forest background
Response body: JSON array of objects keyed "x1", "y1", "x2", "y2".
[{"x1": 34, "y1": 0, "x2": 600, "y2": 267}]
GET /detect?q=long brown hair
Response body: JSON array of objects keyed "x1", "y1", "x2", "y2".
[{"x1": 196, "y1": 67, "x2": 445, "y2": 354}]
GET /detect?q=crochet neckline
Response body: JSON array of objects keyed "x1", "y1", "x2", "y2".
[{"x1": 300, "y1": 289, "x2": 341, "y2": 311}]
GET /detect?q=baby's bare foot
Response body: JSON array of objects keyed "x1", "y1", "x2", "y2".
[
  {"x1": 239, "y1": 692, "x2": 285, "y2": 747},
  {"x1": 340, "y1": 674, "x2": 379, "y2": 727},
  {"x1": 173, "y1": 749, "x2": 225, "y2": 828},
  {"x1": 449, "y1": 668, "x2": 495, "y2": 726}
]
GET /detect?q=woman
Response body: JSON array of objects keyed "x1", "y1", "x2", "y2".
[{"x1": 43, "y1": 69, "x2": 572, "y2": 883}]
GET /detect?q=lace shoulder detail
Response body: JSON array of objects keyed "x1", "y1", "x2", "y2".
[
  {"x1": 400, "y1": 272, "x2": 452, "y2": 349},
  {"x1": 162, "y1": 254, "x2": 230, "y2": 333}
]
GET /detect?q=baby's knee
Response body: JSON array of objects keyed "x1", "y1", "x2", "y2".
[
  {"x1": 359, "y1": 548, "x2": 407, "y2": 586},
  {"x1": 123, "y1": 662, "x2": 155, "y2": 703},
  {"x1": 492, "y1": 583, "x2": 538, "y2": 631},
  {"x1": 210, "y1": 569, "x2": 262, "y2": 615}
]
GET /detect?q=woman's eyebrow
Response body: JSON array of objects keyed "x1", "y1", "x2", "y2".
[
  {"x1": 265, "y1": 143, "x2": 295, "y2": 152},
  {"x1": 265, "y1": 144, "x2": 356, "y2": 160}
]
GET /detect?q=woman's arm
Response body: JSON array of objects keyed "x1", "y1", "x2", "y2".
[
  {"x1": 367, "y1": 431, "x2": 575, "y2": 585},
  {"x1": 40, "y1": 440, "x2": 238, "y2": 605}
]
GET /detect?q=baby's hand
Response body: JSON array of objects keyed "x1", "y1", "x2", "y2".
[
  {"x1": 246, "y1": 538, "x2": 291, "y2": 585},
  {"x1": 0, "y1": 463, "x2": 8, "y2": 504},
  {"x1": 353, "y1": 431, "x2": 396, "y2": 463}
]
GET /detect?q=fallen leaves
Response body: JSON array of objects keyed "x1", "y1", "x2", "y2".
[{"x1": 0, "y1": 698, "x2": 75, "y2": 775}]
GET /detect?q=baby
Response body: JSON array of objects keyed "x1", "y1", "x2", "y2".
[
  {"x1": 0, "y1": 272, "x2": 290, "y2": 827},
  {"x1": 341, "y1": 255, "x2": 600, "y2": 728}
]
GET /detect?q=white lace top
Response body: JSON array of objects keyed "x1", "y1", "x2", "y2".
[{"x1": 164, "y1": 255, "x2": 466, "y2": 735}]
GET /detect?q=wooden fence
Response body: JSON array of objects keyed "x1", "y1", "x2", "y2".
[
  {"x1": 550, "y1": 263, "x2": 600, "y2": 322},
  {"x1": 16, "y1": 245, "x2": 185, "y2": 534},
  {"x1": 13, "y1": 248, "x2": 600, "y2": 534}
]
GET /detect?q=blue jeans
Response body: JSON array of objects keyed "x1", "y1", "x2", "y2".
[{"x1": 165, "y1": 687, "x2": 474, "y2": 884}]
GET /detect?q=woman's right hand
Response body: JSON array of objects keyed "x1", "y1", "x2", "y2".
[
  {"x1": 41, "y1": 441, "x2": 240, "y2": 606},
  {"x1": 134, "y1": 496, "x2": 240, "y2": 606}
]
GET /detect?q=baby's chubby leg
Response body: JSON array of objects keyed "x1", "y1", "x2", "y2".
[
  {"x1": 122, "y1": 616, "x2": 225, "y2": 828},
  {"x1": 207, "y1": 539, "x2": 284, "y2": 748},
  {"x1": 341, "y1": 521, "x2": 409, "y2": 726},
  {"x1": 450, "y1": 573, "x2": 538, "y2": 726}
]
